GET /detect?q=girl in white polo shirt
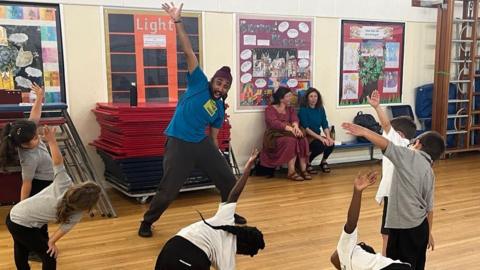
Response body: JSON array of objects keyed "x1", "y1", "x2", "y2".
[
  {"x1": 155, "y1": 149, "x2": 265, "y2": 270},
  {"x1": 330, "y1": 171, "x2": 411, "y2": 270}
]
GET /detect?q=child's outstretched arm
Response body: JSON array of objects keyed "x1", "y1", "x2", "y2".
[
  {"x1": 341, "y1": 122, "x2": 389, "y2": 151},
  {"x1": 226, "y1": 149, "x2": 259, "y2": 203},
  {"x1": 43, "y1": 126, "x2": 62, "y2": 166},
  {"x1": 28, "y1": 83, "x2": 45, "y2": 124},
  {"x1": 344, "y1": 171, "x2": 378, "y2": 233},
  {"x1": 367, "y1": 90, "x2": 392, "y2": 133}
]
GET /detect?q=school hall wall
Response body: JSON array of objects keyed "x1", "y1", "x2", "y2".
[
  {"x1": 23, "y1": 1, "x2": 437, "y2": 176},
  {"x1": 14, "y1": 0, "x2": 437, "y2": 22}
]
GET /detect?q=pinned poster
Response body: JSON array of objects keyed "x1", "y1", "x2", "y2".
[
  {"x1": 236, "y1": 15, "x2": 314, "y2": 112},
  {"x1": 339, "y1": 20, "x2": 405, "y2": 106},
  {"x1": 0, "y1": 2, "x2": 65, "y2": 104}
]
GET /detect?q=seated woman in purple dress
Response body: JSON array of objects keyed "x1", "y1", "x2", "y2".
[{"x1": 259, "y1": 87, "x2": 311, "y2": 181}]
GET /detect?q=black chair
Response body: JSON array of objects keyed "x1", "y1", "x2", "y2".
[
  {"x1": 388, "y1": 104, "x2": 415, "y2": 120},
  {"x1": 387, "y1": 104, "x2": 425, "y2": 136}
]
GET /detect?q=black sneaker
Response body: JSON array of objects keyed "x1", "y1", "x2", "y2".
[
  {"x1": 234, "y1": 213, "x2": 247, "y2": 225},
  {"x1": 138, "y1": 221, "x2": 153, "y2": 237},
  {"x1": 28, "y1": 252, "x2": 42, "y2": 262}
]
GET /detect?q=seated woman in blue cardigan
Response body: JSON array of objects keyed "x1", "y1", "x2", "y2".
[{"x1": 298, "y1": 87, "x2": 335, "y2": 173}]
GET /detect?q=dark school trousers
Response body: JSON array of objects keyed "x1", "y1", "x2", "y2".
[
  {"x1": 30, "y1": 179, "x2": 52, "y2": 196},
  {"x1": 6, "y1": 214, "x2": 56, "y2": 270},
  {"x1": 387, "y1": 218, "x2": 429, "y2": 270},
  {"x1": 155, "y1": 236, "x2": 211, "y2": 270},
  {"x1": 143, "y1": 136, "x2": 236, "y2": 224},
  {"x1": 31, "y1": 179, "x2": 52, "y2": 240}
]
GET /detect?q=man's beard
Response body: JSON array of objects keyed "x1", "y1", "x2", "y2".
[{"x1": 209, "y1": 85, "x2": 223, "y2": 100}]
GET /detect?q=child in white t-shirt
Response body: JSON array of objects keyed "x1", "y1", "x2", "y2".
[
  {"x1": 6, "y1": 126, "x2": 101, "y2": 270},
  {"x1": 155, "y1": 149, "x2": 264, "y2": 270},
  {"x1": 367, "y1": 90, "x2": 417, "y2": 255},
  {"x1": 330, "y1": 171, "x2": 411, "y2": 270}
]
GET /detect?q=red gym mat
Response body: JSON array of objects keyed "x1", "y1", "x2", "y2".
[{"x1": 91, "y1": 102, "x2": 231, "y2": 158}]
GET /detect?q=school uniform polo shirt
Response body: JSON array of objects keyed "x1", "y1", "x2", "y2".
[
  {"x1": 383, "y1": 142, "x2": 435, "y2": 229},
  {"x1": 337, "y1": 228, "x2": 406, "y2": 270},
  {"x1": 177, "y1": 203, "x2": 237, "y2": 270},
  {"x1": 10, "y1": 164, "x2": 83, "y2": 232},
  {"x1": 375, "y1": 128, "x2": 410, "y2": 204},
  {"x1": 18, "y1": 140, "x2": 54, "y2": 181}
]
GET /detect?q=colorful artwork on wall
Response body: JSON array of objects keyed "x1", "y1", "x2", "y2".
[
  {"x1": 0, "y1": 2, "x2": 65, "y2": 104},
  {"x1": 339, "y1": 20, "x2": 405, "y2": 106},
  {"x1": 236, "y1": 15, "x2": 314, "y2": 111}
]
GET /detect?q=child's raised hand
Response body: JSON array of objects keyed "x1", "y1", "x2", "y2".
[
  {"x1": 354, "y1": 170, "x2": 377, "y2": 191},
  {"x1": 31, "y1": 82, "x2": 45, "y2": 98},
  {"x1": 367, "y1": 90, "x2": 380, "y2": 108},
  {"x1": 161, "y1": 2, "x2": 183, "y2": 21},
  {"x1": 341, "y1": 122, "x2": 367, "y2": 137},
  {"x1": 42, "y1": 126, "x2": 57, "y2": 142}
]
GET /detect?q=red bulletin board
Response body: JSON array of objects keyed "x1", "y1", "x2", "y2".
[
  {"x1": 133, "y1": 14, "x2": 178, "y2": 102},
  {"x1": 236, "y1": 15, "x2": 314, "y2": 112}
]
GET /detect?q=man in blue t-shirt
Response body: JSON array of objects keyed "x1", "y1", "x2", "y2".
[{"x1": 139, "y1": 2, "x2": 246, "y2": 237}]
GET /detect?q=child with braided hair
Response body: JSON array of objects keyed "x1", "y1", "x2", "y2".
[{"x1": 155, "y1": 149, "x2": 265, "y2": 270}]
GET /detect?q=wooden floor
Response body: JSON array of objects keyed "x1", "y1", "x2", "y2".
[{"x1": 1, "y1": 154, "x2": 479, "y2": 269}]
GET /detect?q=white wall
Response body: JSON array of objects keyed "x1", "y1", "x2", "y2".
[
  {"x1": 15, "y1": 0, "x2": 437, "y2": 22},
  {"x1": 61, "y1": 5, "x2": 108, "y2": 177},
  {"x1": 227, "y1": 18, "x2": 436, "y2": 166},
  {"x1": 24, "y1": 1, "x2": 437, "y2": 173}
]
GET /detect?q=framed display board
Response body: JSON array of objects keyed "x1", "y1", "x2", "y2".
[
  {"x1": 339, "y1": 20, "x2": 405, "y2": 106},
  {"x1": 104, "y1": 8, "x2": 202, "y2": 103},
  {"x1": 412, "y1": 0, "x2": 442, "y2": 7},
  {"x1": 236, "y1": 15, "x2": 314, "y2": 112},
  {"x1": 0, "y1": 1, "x2": 65, "y2": 104}
]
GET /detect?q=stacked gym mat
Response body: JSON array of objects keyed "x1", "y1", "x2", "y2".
[{"x1": 91, "y1": 103, "x2": 232, "y2": 197}]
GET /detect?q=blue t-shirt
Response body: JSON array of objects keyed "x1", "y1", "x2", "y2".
[
  {"x1": 298, "y1": 106, "x2": 329, "y2": 135},
  {"x1": 164, "y1": 66, "x2": 225, "y2": 143}
]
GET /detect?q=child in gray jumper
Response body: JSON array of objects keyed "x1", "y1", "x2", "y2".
[
  {"x1": 5, "y1": 126, "x2": 101, "y2": 270},
  {"x1": 0, "y1": 83, "x2": 54, "y2": 261},
  {"x1": 342, "y1": 122, "x2": 445, "y2": 270},
  {"x1": 0, "y1": 83, "x2": 54, "y2": 200}
]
